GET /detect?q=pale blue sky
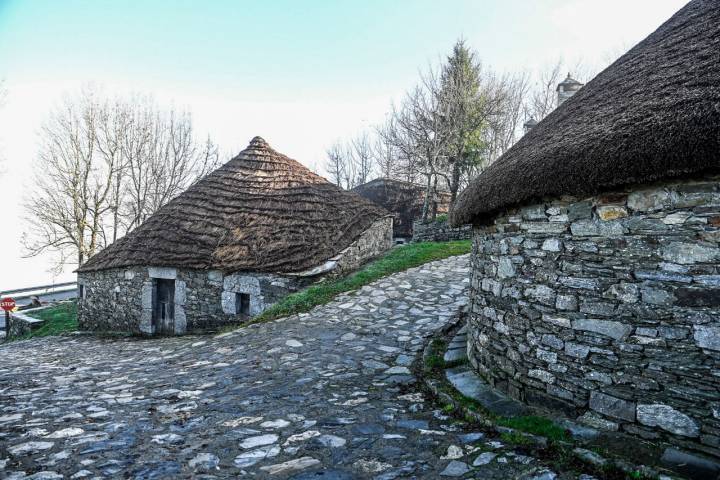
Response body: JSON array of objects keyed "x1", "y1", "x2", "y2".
[{"x1": 0, "y1": 0, "x2": 688, "y2": 289}]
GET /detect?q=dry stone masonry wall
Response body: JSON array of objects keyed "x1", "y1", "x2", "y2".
[
  {"x1": 466, "y1": 177, "x2": 720, "y2": 459},
  {"x1": 412, "y1": 219, "x2": 472, "y2": 243},
  {"x1": 335, "y1": 217, "x2": 394, "y2": 273},
  {"x1": 78, "y1": 267, "x2": 306, "y2": 335}
]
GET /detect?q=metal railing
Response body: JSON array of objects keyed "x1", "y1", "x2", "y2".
[{"x1": 0, "y1": 281, "x2": 77, "y2": 304}]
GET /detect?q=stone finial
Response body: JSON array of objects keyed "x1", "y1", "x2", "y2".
[{"x1": 248, "y1": 136, "x2": 268, "y2": 148}]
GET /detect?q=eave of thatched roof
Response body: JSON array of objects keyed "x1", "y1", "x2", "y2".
[
  {"x1": 78, "y1": 137, "x2": 390, "y2": 274},
  {"x1": 450, "y1": 0, "x2": 720, "y2": 227}
]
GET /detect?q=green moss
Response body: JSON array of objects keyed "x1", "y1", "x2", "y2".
[
  {"x1": 20, "y1": 302, "x2": 78, "y2": 339},
  {"x1": 497, "y1": 416, "x2": 570, "y2": 442},
  {"x1": 250, "y1": 240, "x2": 471, "y2": 325},
  {"x1": 500, "y1": 431, "x2": 534, "y2": 446}
]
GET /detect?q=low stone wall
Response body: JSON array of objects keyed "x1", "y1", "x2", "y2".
[
  {"x1": 78, "y1": 267, "x2": 307, "y2": 335},
  {"x1": 8, "y1": 308, "x2": 46, "y2": 338},
  {"x1": 335, "y1": 217, "x2": 394, "y2": 273},
  {"x1": 466, "y1": 177, "x2": 720, "y2": 459},
  {"x1": 412, "y1": 219, "x2": 472, "y2": 242}
]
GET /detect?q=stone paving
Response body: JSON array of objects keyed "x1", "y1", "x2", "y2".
[{"x1": 0, "y1": 255, "x2": 559, "y2": 479}]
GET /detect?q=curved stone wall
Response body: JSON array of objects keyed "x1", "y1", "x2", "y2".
[{"x1": 466, "y1": 177, "x2": 720, "y2": 458}]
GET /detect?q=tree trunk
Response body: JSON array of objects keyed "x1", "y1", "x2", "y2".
[
  {"x1": 421, "y1": 174, "x2": 432, "y2": 222},
  {"x1": 431, "y1": 175, "x2": 439, "y2": 220},
  {"x1": 450, "y1": 157, "x2": 461, "y2": 204}
]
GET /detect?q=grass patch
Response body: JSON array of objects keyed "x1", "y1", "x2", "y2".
[
  {"x1": 20, "y1": 302, "x2": 78, "y2": 339},
  {"x1": 250, "y1": 240, "x2": 471, "y2": 325},
  {"x1": 500, "y1": 430, "x2": 535, "y2": 447},
  {"x1": 498, "y1": 415, "x2": 571, "y2": 442}
]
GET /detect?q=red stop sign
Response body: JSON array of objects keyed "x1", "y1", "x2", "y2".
[{"x1": 1, "y1": 297, "x2": 16, "y2": 312}]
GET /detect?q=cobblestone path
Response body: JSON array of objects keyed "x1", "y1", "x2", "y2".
[{"x1": 0, "y1": 255, "x2": 551, "y2": 479}]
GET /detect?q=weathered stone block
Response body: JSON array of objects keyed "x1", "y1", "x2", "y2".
[
  {"x1": 596, "y1": 205, "x2": 628, "y2": 221},
  {"x1": 604, "y1": 283, "x2": 639, "y2": 303},
  {"x1": 528, "y1": 369, "x2": 555, "y2": 384},
  {"x1": 148, "y1": 267, "x2": 177, "y2": 279},
  {"x1": 661, "y1": 242, "x2": 720, "y2": 265},
  {"x1": 521, "y1": 204, "x2": 547, "y2": 221},
  {"x1": 497, "y1": 257, "x2": 516, "y2": 279},
  {"x1": 693, "y1": 325, "x2": 720, "y2": 351},
  {"x1": 637, "y1": 404, "x2": 699, "y2": 437},
  {"x1": 589, "y1": 391, "x2": 636, "y2": 421},
  {"x1": 564, "y1": 342, "x2": 590, "y2": 359},
  {"x1": 572, "y1": 319, "x2": 632, "y2": 341},
  {"x1": 578, "y1": 412, "x2": 619, "y2": 431},
  {"x1": 627, "y1": 188, "x2": 671, "y2": 212},
  {"x1": 559, "y1": 277, "x2": 600, "y2": 290},
  {"x1": 542, "y1": 314, "x2": 571, "y2": 328},
  {"x1": 541, "y1": 238, "x2": 563, "y2": 252},
  {"x1": 542, "y1": 334, "x2": 564, "y2": 350},
  {"x1": 640, "y1": 286, "x2": 676, "y2": 306},
  {"x1": 567, "y1": 201, "x2": 593, "y2": 221},
  {"x1": 521, "y1": 222, "x2": 568, "y2": 234},
  {"x1": 536, "y1": 348, "x2": 558, "y2": 364},
  {"x1": 525, "y1": 285, "x2": 556, "y2": 306},
  {"x1": 570, "y1": 220, "x2": 625, "y2": 237}
]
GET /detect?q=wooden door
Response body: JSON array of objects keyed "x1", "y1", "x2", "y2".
[{"x1": 153, "y1": 279, "x2": 175, "y2": 334}]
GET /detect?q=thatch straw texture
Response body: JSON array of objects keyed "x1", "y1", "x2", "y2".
[
  {"x1": 79, "y1": 137, "x2": 390, "y2": 273},
  {"x1": 352, "y1": 178, "x2": 451, "y2": 237},
  {"x1": 451, "y1": 0, "x2": 720, "y2": 226}
]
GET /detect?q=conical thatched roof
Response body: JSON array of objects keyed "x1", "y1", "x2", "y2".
[
  {"x1": 352, "y1": 178, "x2": 452, "y2": 237},
  {"x1": 78, "y1": 137, "x2": 390, "y2": 273},
  {"x1": 451, "y1": 0, "x2": 720, "y2": 226}
]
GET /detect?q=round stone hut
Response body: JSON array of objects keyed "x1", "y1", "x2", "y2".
[
  {"x1": 450, "y1": 0, "x2": 720, "y2": 465},
  {"x1": 352, "y1": 178, "x2": 452, "y2": 242},
  {"x1": 77, "y1": 137, "x2": 393, "y2": 335}
]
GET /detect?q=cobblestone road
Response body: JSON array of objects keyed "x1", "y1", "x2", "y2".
[{"x1": 0, "y1": 255, "x2": 555, "y2": 479}]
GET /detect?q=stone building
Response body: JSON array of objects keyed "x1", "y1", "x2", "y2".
[
  {"x1": 77, "y1": 137, "x2": 393, "y2": 335},
  {"x1": 450, "y1": 0, "x2": 720, "y2": 465},
  {"x1": 352, "y1": 178, "x2": 452, "y2": 242}
]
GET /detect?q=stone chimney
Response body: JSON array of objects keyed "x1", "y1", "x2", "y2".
[{"x1": 556, "y1": 73, "x2": 584, "y2": 107}]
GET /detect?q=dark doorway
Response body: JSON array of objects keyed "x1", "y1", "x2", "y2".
[
  {"x1": 236, "y1": 293, "x2": 251, "y2": 316},
  {"x1": 153, "y1": 279, "x2": 175, "y2": 334}
]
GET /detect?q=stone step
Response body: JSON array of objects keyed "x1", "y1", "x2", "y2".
[
  {"x1": 445, "y1": 366, "x2": 529, "y2": 417},
  {"x1": 443, "y1": 347, "x2": 466, "y2": 363}
]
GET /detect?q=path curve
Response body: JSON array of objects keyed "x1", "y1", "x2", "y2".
[{"x1": 0, "y1": 255, "x2": 546, "y2": 479}]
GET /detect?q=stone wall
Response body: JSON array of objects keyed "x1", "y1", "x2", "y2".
[
  {"x1": 412, "y1": 219, "x2": 472, "y2": 243},
  {"x1": 466, "y1": 177, "x2": 720, "y2": 459},
  {"x1": 78, "y1": 267, "x2": 307, "y2": 335},
  {"x1": 334, "y1": 217, "x2": 394, "y2": 273}
]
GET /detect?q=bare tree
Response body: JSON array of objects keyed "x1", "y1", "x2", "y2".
[
  {"x1": 483, "y1": 71, "x2": 531, "y2": 167},
  {"x1": 372, "y1": 127, "x2": 399, "y2": 179},
  {"x1": 527, "y1": 58, "x2": 596, "y2": 122},
  {"x1": 325, "y1": 141, "x2": 349, "y2": 188},
  {"x1": 528, "y1": 59, "x2": 563, "y2": 122},
  {"x1": 24, "y1": 89, "x2": 116, "y2": 267},
  {"x1": 350, "y1": 131, "x2": 374, "y2": 186},
  {"x1": 24, "y1": 88, "x2": 221, "y2": 269},
  {"x1": 383, "y1": 67, "x2": 456, "y2": 221}
]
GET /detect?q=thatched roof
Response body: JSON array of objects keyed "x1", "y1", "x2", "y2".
[
  {"x1": 78, "y1": 137, "x2": 390, "y2": 273},
  {"x1": 451, "y1": 0, "x2": 720, "y2": 226},
  {"x1": 352, "y1": 178, "x2": 451, "y2": 237}
]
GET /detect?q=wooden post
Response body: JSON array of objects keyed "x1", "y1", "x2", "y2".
[{"x1": 4, "y1": 311, "x2": 9, "y2": 341}]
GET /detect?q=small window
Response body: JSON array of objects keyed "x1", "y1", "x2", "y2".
[
  {"x1": 79, "y1": 284, "x2": 85, "y2": 300},
  {"x1": 236, "y1": 293, "x2": 251, "y2": 315}
]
